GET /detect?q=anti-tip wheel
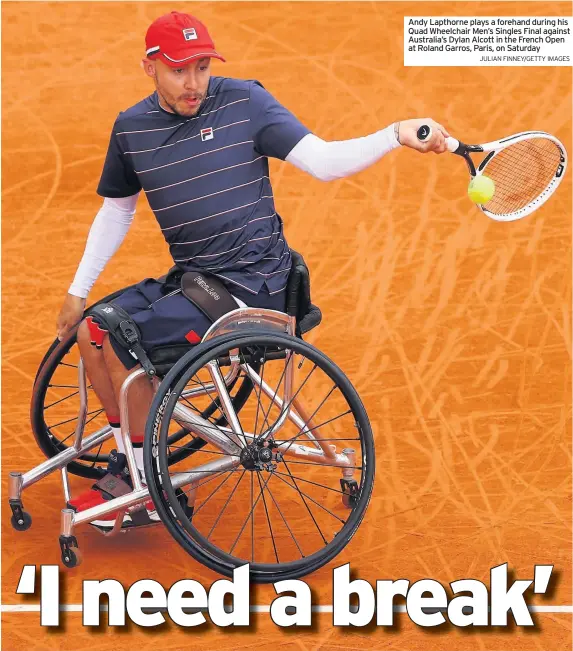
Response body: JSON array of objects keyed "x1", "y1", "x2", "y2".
[
  {"x1": 11, "y1": 511, "x2": 32, "y2": 531},
  {"x1": 61, "y1": 547, "x2": 83, "y2": 569},
  {"x1": 341, "y1": 494, "x2": 353, "y2": 508}
]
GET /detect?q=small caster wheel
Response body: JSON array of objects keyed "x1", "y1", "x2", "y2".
[
  {"x1": 340, "y1": 478, "x2": 359, "y2": 509},
  {"x1": 59, "y1": 534, "x2": 82, "y2": 569},
  {"x1": 62, "y1": 547, "x2": 83, "y2": 568},
  {"x1": 11, "y1": 511, "x2": 32, "y2": 531}
]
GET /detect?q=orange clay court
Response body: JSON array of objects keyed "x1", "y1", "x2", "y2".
[{"x1": 1, "y1": 2, "x2": 571, "y2": 650}]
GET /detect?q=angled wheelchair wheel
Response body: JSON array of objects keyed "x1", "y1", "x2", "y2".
[
  {"x1": 30, "y1": 293, "x2": 258, "y2": 480},
  {"x1": 144, "y1": 332, "x2": 375, "y2": 583}
]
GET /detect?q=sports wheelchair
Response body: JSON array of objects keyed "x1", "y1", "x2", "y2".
[{"x1": 8, "y1": 253, "x2": 375, "y2": 583}]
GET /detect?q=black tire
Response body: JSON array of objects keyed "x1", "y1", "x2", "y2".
[
  {"x1": 31, "y1": 292, "x2": 257, "y2": 479},
  {"x1": 11, "y1": 511, "x2": 32, "y2": 531},
  {"x1": 144, "y1": 332, "x2": 375, "y2": 583},
  {"x1": 61, "y1": 547, "x2": 83, "y2": 568}
]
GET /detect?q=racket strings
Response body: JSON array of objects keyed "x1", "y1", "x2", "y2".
[{"x1": 482, "y1": 138, "x2": 562, "y2": 215}]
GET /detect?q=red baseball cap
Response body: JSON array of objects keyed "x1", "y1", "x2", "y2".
[{"x1": 145, "y1": 11, "x2": 226, "y2": 66}]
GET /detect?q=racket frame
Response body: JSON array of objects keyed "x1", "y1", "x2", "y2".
[{"x1": 446, "y1": 131, "x2": 567, "y2": 222}]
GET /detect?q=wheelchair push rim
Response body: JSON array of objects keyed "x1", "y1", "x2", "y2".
[{"x1": 144, "y1": 332, "x2": 375, "y2": 583}]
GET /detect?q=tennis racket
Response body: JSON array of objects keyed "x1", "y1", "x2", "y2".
[{"x1": 416, "y1": 125, "x2": 567, "y2": 222}]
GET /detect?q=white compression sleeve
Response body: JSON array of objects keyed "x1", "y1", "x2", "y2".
[
  {"x1": 68, "y1": 194, "x2": 139, "y2": 298},
  {"x1": 285, "y1": 124, "x2": 401, "y2": 182}
]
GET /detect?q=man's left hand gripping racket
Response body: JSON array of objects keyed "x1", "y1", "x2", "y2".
[{"x1": 417, "y1": 126, "x2": 568, "y2": 222}]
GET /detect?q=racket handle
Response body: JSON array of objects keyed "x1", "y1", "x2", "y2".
[
  {"x1": 445, "y1": 136, "x2": 460, "y2": 153},
  {"x1": 418, "y1": 124, "x2": 460, "y2": 153},
  {"x1": 416, "y1": 125, "x2": 432, "y2": 142}
]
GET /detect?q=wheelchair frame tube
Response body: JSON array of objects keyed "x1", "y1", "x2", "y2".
[
  {"x1": 291, "y1": 396, "x2": 336, "y2": 459},
  {"x1": 119, "y1": 368, "x2": 149, "y2": 492},
  {"x1": 73, "y1": 358, "x2": 88, "y2": 451},
  {"x1": 274, "y1": 441, "x2": 354, "y2": 469},
  {"x1": 21, "y1": 426, "x2": 113, "y2": 490},
  {"x1": 180, "y1": 361, "x2": 240, "y2": 400},
  {"x1": 61, "y1": 468, "x2": 72, "y2": 503},
  {"x1": 172, "y1": 402, "x2": 242, "y2": 456},
  {"x1": 67, "y1": 484, "x2": 153, "y2": 527},
  {"x1": 240, "y1": 361, "x2": 337, "y2": 459},
  {"x1": 207, "y1": 359, "x2": 247, "y2": 448},
  {"x1": 211, "y1": 425, "x2": 352, "y2": 469},
  {"x1": 171, "y1": 455, "x2": 240, "y2": 491},
  {"x1": 236, "y1": 352, "x2": 294, "y2": 441},
  {"x1": 63, "y1": 456, "x2": 240, "y2": 530}
]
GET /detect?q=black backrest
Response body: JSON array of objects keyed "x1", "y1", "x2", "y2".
[{"x1": 286, "y1": 250, "x2": 322, "y2": 334}]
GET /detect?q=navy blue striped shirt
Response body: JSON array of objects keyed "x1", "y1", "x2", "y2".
[{"x1": 97, "y1": 77, "x2": 310, "y2": 295}]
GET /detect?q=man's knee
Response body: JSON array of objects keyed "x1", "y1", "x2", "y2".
[
  {"x1": 102, "y1": 333, "x2": 120, "y2": 364},
  {"x1": 102, "y1": 333, "x2": 141, "y2": 373}
]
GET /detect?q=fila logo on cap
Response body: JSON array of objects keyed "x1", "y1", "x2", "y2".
[
  {"x1": 183, "y1": 28, "x2": 198, "y2": 41},
  {"x1": 201, "y1": 127, "x2": 214, "y2": 142}
]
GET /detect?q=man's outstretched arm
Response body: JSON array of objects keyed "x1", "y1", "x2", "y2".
[{"x1": 286, "y1": 118, "x2": 449, "y2": 182}]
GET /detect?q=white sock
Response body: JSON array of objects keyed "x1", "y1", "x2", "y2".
[
  {"x1": 110, "y1": 426, "x2": 125, "y2": 454},
  {"x1": 133, "y1": 446, "x2": 146, "y2": 484}
]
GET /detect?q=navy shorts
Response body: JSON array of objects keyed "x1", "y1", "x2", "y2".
[{"x1": 109, "y1": 277, "x2": 286, "y2": 369}]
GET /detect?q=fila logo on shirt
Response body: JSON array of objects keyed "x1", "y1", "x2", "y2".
[
  {"x1": 201, "y1": 127, "x2": 214, "y2": 142},
  {"x1": 183, "y1": 28, "x2": 198, "y2": 41}
]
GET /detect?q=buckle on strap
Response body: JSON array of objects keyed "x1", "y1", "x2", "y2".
[{"x1": 87, "y1": 303, "x2": 157, "y2": 377}]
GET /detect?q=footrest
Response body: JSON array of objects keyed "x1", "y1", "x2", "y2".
[{"x1": 94, "y1": 473, "x2": 133, "y2": 498}]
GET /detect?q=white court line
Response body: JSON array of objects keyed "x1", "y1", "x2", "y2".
[{"x1": 2, "y1": 604, "x2": 573, "y2": 613}]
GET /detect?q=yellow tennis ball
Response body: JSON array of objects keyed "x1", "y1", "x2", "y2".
[{"x1": 468, "y1": 175, "x2": 495, "y2": 204}]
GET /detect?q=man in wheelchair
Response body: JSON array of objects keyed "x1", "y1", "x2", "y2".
[{"x1": 54, "y1": 12, "x2": 447, "y2": 530}]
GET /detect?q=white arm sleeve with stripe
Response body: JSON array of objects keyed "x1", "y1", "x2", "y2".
[
  {"x1": 285, "y1": 124, "x2": 401, "y2": 182},
  {"x1": 68, "y1": 194, "x2": 139, "y2": 299}
]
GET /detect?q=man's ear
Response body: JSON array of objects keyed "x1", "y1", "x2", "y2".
[{"x1": 141, "y1": 58, "x2": 156, "y2": 78}]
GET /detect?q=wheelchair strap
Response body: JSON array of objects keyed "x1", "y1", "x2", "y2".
[
  {"x1": 87, "y1": 303, "x2": 157, "y2": 377},
  {"x1": 181, "y1": 272, "x2": 238, "y2": 323}
]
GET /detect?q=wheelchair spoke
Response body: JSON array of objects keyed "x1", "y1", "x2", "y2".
[
  {"x1": 173, "y1": 410, "x2": 236, "y2": 440},
  {"x1": 167, "y1": 443, "x2": 228, "y2": 456},
  {"x1": 187, "y1": 370, "x2": 245, "y2": 446},
  {"x1": 175, "y1": 469, "x2": 241, "y2": 518},
  {"x1": 272, "y1": 470, "x2": 346, "y2": 525},
  {"x1": 275, "y1": 437, "x2": 360, "y2": 443},
  {"x1": 193, "y1": 470, "x2": 238, "y2": 517},
  {"x1": 251, "y1": 347, "x2": 266, "y2": 438},
  {"x1": 272, "y1": 469, "x2": 348, "y2": 496},
  {"x1": 251, "y1": 473, "x2": 255, "y2": 563},
  {"x1": 48, "y1": 383, "x2": 79, "y2": 389},
  {"x1": 278, "y1": 408, "x2": 354, "y2": 449},
  {"x1": 87, "y1": 442, "x2": 105, "y2": 467},
  {"x1": 45, "y1": 390, "x2": 79, "y2": 410},
  {"x1": 281, "y1": 461, "x2": 328, "y2": 544},
  {"x1": 255, "y1": 350, "x2": 291, "y2": 441},
  {"x1": 264, "y1": 478, "x2": 305, "y2": 558},
  {"x1": 179, "y1": 392, "x2": 223, "y2": 421},
  {"x1": 207, "y1": 470, "x2": 247, "y2": 540},
  {"x1": 279, "y1": 384, "x2": 337, "y2": 455},
  {"x1": 257, "y1": 472, "x2": 280, "y2": 563},
  {"x1": 257, "y1": 361, "x2": 319, "y2": 443},
  {"x1": 47, "y1": 407, "x2": 104, "y2": 431},
  {"x1": 277, "y1": 458, "x2": 363, "y2": 470},
  {"x1": 53, "y1": 408, "x2": 105, "y2": 446},
  {"x1": 278, "y1": 459, "x2": 364, "y2": 471},
  {"x1": 229, "y1": 471, "x2": 273, "y2": 555}
]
